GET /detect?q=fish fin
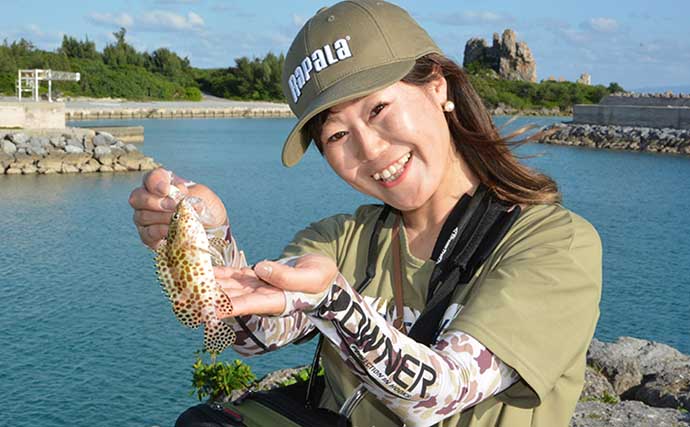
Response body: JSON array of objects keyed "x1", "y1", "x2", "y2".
[{"x1": 154, "y1": 244, "x2": 203, "y2": 329}]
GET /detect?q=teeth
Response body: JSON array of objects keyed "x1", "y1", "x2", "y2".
[{"x1": 373, "y1": 153, "x2": 411, "y2": 182}]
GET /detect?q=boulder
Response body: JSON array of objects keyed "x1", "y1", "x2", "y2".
[
  {"x1": 64, "y1": 144, "x2": 84, "y2": 154},
  {"x1": 22, "y1": 164, "x2": 38, "y2": 174},
  {"x1": 139, "y1": 157, "x2": 159, "y2": 171},
  {"x1": 2, "y1": 140, "x2": 17, "y2": 155},
  {"x1": 0, "y1": 152, "x2": 13, "y2": 171},
  {"x1": 581, "y1": 366, "x2": 618, "y2": 402},
  {"x1": 11, "y1": 153, "x2": 35, "y2": 169},
  {"x1": 49, "y1": 135, "x2": 66, "y2": 148},
  {"x1": 570, "y1": 400, "x2": 690, "y2": 427},
  {"x1": 6, "y1": 167, "x2": 22, "y2": 175},
  {"x1": 124, "y1": 143, "x2": 138, "y2": 153},
  {"x1": 98, "y1": 165, "x2": 114, "y2": 172},
  {"x1": 37, "y1": 155, "x2": 65, "y2": 173},
  {"x1": 112, "y1": 163, "x2": 128, "y2": 172},
  {"x1": 61, "y1": 163, "x2": 79, "y2": 174},
  {"x1": 93, "y1": 132, "x2": 115, "y2": 146},
  {"x1": 80, "y1": 159, "x2": 101, "y2": 173},
  {"x1": 9, "y1": 133, "x2": 29, "y2": 145},
  {"x1": 63, "y1": 152, "x2": 91, "y2": 168},
  {"x1": 588, "y1": 337, "x2": 690, "y2": 410},
  {"x1": 66, "y1": 137, "x2": 83, "y2": 148}
]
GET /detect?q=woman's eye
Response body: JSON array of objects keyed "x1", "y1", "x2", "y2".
[
  {"x1": 327, "y1": 131, "x2": 348, "y2": 143},
  {"x1": 370, "y1": 103, "x2": 387, "y2": 118}
]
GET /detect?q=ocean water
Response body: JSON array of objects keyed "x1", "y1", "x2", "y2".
[{"x1": 1, "y1": 116, "x2": 688, "y2": 426}]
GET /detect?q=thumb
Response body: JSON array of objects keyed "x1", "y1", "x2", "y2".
[{"x1": 254, "y1": 257, "x2": 335, "y2": 294}]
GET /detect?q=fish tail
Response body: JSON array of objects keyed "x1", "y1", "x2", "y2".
[{"x1": 203, "y1": 318, "x2": 237, "y2": 354}]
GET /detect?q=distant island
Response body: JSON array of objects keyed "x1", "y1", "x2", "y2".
[{"x1": 0, "y1": 28, "x2": 623, "y2": 115}]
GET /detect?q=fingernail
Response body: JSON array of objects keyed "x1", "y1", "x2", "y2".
[
  {"x1": 161, "y1": 197, "x2": 176, "y2": 211},
  {"x1": 257, "y1": 262, "x2": 272, "y2": 277},
  {"x1": 155, "y1": 181, "x2": 168, "y2": 196}
]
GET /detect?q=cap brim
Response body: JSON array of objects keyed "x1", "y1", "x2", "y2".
[{"x1": 281, "y1": 59, "x2": 416, "y2": 167}]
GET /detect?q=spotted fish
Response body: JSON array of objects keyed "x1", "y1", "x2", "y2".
[{"x1": 154, "y1": 189, "x2": 236, "y2": 355}]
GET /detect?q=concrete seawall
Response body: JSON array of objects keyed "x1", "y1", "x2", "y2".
[
  {"x1": 573, "y1": 104, "x2": 690, "y2": 129},
  {"x1": 66, "y1": 106, "x2": 293, "y2": 121}
]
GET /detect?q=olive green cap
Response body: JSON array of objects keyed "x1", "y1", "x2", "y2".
[{"x1": 280, "y1": 0, "x2": 442, "y2": 167}]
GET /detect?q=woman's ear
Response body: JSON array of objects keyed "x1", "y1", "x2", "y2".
[{"x1": 427, "y1": 72, "x2": 449, "y2": 106}]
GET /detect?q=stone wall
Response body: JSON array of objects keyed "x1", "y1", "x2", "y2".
[
  {"x1": 537, "y1": 122, "x2": 690, "y2": 155},
  {"x1": 66, "y1": 106, "x2": 293, "y2": 121},
  {"x1": 600, "y1": 93, "x2": 690, "y2": 107},
  {"x1": 0, "y1": 128, "x2": 159, "y2": 175},
  {"x1": 573, "y1": 105, "x2": 690, "y2": 129}
]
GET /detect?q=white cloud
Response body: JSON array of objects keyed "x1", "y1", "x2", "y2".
[
  {"x1": 431, "y1": 10, "x2": 514, "y2": 26},
  {"x1": 139, "y1": 10, "x2": 205, "y2": 31},
  {"x1": 88, "y1": 10, "x2": 205, "y2": 32},
  {"x1": 88, "y1": 12, "x2": 134, "y2": 28},
  {"x1": 292, "y1": 14, "x2": 306, "y2": 27},
  {"x1": 586, "y1": 17, "x2": 619, "y2": 33}
]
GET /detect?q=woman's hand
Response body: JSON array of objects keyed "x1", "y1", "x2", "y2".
[
  {"x1": 128, "y1": 167, "x2": 228, "y2": 249},
  {"x1": 216, "y1": 254, "x2": 338, "y2": 317}
]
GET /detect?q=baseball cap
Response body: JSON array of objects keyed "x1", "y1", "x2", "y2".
[{"x1": 280, "y1": 0, "x2": 442, "y2": 167}]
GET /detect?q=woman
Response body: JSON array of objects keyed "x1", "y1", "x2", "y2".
[{"x1": 129, "y1": 1, "x2": 602, "y2": 426}]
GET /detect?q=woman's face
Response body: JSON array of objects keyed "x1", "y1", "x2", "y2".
[{"x1": 320, "y1": 77, "x2": 462, "y2": 212}]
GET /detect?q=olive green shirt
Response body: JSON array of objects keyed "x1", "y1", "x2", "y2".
[{"x1": 282, "y1": 203, "x2": 602, "y2": 426}]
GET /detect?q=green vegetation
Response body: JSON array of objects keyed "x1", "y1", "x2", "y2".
[
  {"x1": 0, "y1": 31, "x2": 623, "y2": 109},
  {"x1": 467, "y1": 63, "x2": 621, "y2": 112},
  {"x1": 191, "y1": 352, "x2": 257, "y2": 402},
  {"x1": 190, "y1": 350, "x2": 325, "y2": 402}
]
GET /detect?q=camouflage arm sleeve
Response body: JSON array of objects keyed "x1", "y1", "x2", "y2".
[
  {"x1": 304, "y1": 273, "x2": 519, "y2": 426},
  {"x1": 205, "y1": 224, "x2": 316, "y2": 357}
]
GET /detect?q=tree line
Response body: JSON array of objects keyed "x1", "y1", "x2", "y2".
[
  {"x1": 0, "y1": 29, "x2": 622, "y2": 110},
  {"x1": 0, "y1": 29, "x2": 285, "y2": 102}
]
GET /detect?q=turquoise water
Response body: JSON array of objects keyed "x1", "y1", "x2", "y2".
[{"x1": 1, "y1": 117, "x2": 688, "y2": 426}]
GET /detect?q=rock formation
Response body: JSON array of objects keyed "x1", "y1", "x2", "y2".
[
  {"x1": 0, "y1": 129, "x2": 159, "y2": 174},
  {"x1": 463, "y1": 29, "x2": 537, "y2": 82}
]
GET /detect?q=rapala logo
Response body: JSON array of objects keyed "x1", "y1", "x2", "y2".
[{"x1": 288, "y1": 36, "x2": 353, "y2": 103}]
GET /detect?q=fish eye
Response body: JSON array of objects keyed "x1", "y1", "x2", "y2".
[{"x1": 172, "y1": 212, "x2": 180, "y2": 220}]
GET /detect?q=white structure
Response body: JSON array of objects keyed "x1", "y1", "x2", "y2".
[{"x1": 17, "y1": 69, "x2": 80, "y2": 102}]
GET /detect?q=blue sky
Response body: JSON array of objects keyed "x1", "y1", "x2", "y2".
[{"x1": 2, "y1": 0, "x2": 689, "y2": 90}]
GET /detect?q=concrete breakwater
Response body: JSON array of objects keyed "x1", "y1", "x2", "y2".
[
  {"x1": 0, "y1": 128, "x2": 159, "y2": 175},
  {"x1": 66, "y1": 106, "x2": 293, "y2": 121},
  {"x1": 537, "y1": 122, "x2": 690, "y2": 156}
]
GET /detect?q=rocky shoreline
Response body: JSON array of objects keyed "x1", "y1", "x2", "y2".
[
  {"x1": 0, "y1": 129, "x2": 159, "y2": 174},
  {"x1": 238, "y1": 336, "x2": 689, "y2": 426},
  {"x1": 537, "y1": 122, "x2": 690, "y2": 156}
]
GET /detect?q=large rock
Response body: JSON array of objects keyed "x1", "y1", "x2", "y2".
[
  {"x1": 9, "y1": 133, "x2": 29, "y2": 145},
  {"x1": 93, "y1": 132, "x2": 115, "y2": 146},
  {"x1": 64, "y1": 144, "x2": 84, "y2": 154},
  {"x1": 63, "y1": 152, "x2": 91, "y2": 168},
  {"x1": 37, "y1": 154, "x2": 66, "y2": 174},
  {"x1": 588, "y1": 337, "x2": 690, "y2": 410},
  {"x1": 581, "y1": 366, "x2": 618, "y2": 402},
  {"x1": 2, "y1": 140, "x2": 17, "y2": 155},
  {"x1": 570, "y1": 400, "x2": 690, "y2": 427},
  {"x1": 11, "y1": 153, "x2": 35, "y2": 169},
  {"x1": 463, "y1": 29, "x2": 537, "y2": 82},
  {"x1": 0, "y1": 152, "x2": 13, "y2": 170}
]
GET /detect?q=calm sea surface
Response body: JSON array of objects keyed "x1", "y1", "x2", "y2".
[{"x1": 1, "y1": 117, "x2": 688, "y2": 426}]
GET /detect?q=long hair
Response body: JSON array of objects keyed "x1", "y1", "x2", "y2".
[{"x1": 305, "y1": 53, "x2": 561, "y2": 205}]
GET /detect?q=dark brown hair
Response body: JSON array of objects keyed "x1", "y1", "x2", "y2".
[{"x1": 305, "y1": 53, "x2": 561, "y2": 205}]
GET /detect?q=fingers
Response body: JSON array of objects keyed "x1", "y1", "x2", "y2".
[
  {"x1": 129, "y1": 185, "x2": 177, "y2": 212},
  {"x1": 133, "y1": 209, "x2": 172, "y2": 227},
  {"x1": 144, "y1": 168, "x2": 174, "y2": 197},
  {"x1": 254, "y1": 255, "x2": 337, "y2": 294},
  {"x1": 137, "y1": 223, "x2": 168, "y2": 249}
]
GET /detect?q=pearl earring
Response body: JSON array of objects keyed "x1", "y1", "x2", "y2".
[{"x1": 443, "y1": 100, "x2": 455, "y2": 112}]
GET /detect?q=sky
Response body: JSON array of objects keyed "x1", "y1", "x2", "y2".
[{"x1": 2, "y1": 0, "x2": 689, "y2": 91}]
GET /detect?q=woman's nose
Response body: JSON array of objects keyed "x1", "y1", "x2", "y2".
[{"x1": 353, "y1": 127, "x2": 387, "y2": 162}]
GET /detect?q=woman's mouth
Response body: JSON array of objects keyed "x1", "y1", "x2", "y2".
[{"x1": 372, "y1": 152, "x2": 411, "y2": 186}]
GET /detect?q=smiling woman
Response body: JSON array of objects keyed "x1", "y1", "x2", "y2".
[{"x1": 129, "y1": 1, "x2": 602, "y2": 426}]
